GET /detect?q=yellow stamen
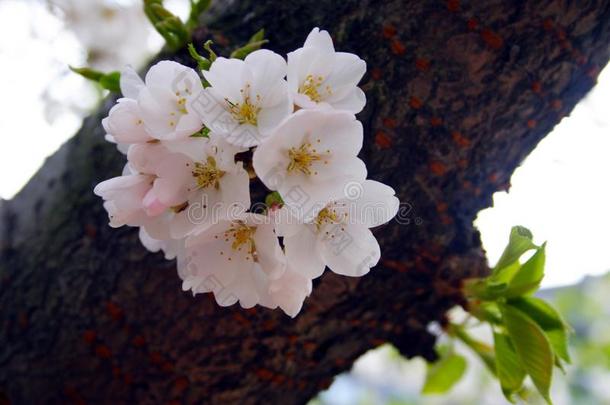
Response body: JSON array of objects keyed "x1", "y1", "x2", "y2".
[
  {"x1": 287, "y1": 142, "x2": 321, "y2": 175},
  {"x1": 222, "y1": 222, "x2": 257, "y2": 261},
  {"x1": 192, "y1": 156, "x2": 225, "y2": 190},
  {"x1": 314, "y1": 206, "x2": 339, "y2": 231},
  {"x1": 227, "y1": 85, "x2": 261, "y2": 125},
  {"x1": 299, "y1": 74, "x2": 326, "y2": 102}
]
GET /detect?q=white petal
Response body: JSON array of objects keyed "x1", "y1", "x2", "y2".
[
  {"x1": 202, "y1": 57, "x2": 248, "y2": 103},
  {"x1": 303, "y1": 27, "x2": 335, "y2": 52},
  {"x1": 284, "y1": 227, "x2": 326, "y2": 278},
  {"x1": 269, "y1": 268, "x2": 312, "y2": 317},
  {"x1": 344, "y1": 180, "x2": 400, "y2": 228},
  {"x1": 244, "y1": 49, "x2": 287, "y2": 102},
  {"x1": 329, "y1": 87, "x2": 366, "y2": 114},
  {"x1": 120, "y1": 65, "x2": 144, "y2": 99},
  {"x1": 319, "y1": 224, "x2": 380, "y2": 277},
  {"x1": 256, "y1": 95, "x2": 292, "y2": 135},
  {"x1": 251, "y1": 220, "x2": 285, "y2": 280}
]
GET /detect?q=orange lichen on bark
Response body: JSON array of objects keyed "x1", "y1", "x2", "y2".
[
  {"x1": 451, "y1": 131, "x2": 470, "y2": 148},
  {"x1": 415, "y1": 58, "x2": 431, "y2": 72},
  {"x1": 375, "y1": 131, "x2": 393, "y2": 149},
  {"x1": 430, "y1": 117, "x2": 442, "y2": 127},
  {"x1": 481, "y1": 29, "x2": 503, "y2": 49},
  {"x1": 382, "y1": 24, "x2": 397, "y2": 39},
  {"x1": 390, "y1": 39, "x2": 406, "y2": 56},
  {"x1": 382, "y1": 117, "x2": 398, "y2": 128},
  {"x1": 429, "y1": 161, "x2": 447, "y2": 176},
  {"x1": 409, "y1": 96, "x2": 423, "y2": 109}
]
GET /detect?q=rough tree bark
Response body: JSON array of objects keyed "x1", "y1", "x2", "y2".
[{"x1": 1, "y1": 0, "x2": 609, "y2": 404}]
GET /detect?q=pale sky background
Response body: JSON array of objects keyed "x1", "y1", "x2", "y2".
[{"x1": 0, "y1": 0, "x2": 608, "y2": 288}]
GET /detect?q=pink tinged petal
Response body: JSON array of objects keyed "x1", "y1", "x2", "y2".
[
  {"x1": 284, "y1": 227, "x2": 326, "y2": 278},
  {"x1": 319, "y1": 224, "x2": 380, "y2": 277},
  {"x1": 103, "y1": 99, "x2": 151, "y2": 144},
  {"x1": 120, "y1": 65, "x2": 145, "y2": 99},
  {"x1": 142, "y1": 188, "x2": 168, "y2": 217},
  {"x1": 127, "y1": 143, "x2": 171, "y2": 174},
  {"x1": 269, "y1": 268, "x2": 312, "y2": 317},
  {"x1": 151, "y1": 153, "x2": 193, "y2": 206},
  {"x1": 303, "y1": 27, "x2": 335, "y2": 52}
]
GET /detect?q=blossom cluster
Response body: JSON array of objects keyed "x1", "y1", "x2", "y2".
[{"x1": 95, "y1": 28, "x2": 399, "y2": 317}]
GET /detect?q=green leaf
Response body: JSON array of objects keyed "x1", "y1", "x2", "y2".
[
  {"x1": 98, "y1": 71, "x2": 121, "y2": 93},
  {"x1": 69, "y1": 67, "x2": 121, "y2": 92},
  {"x1": 508, "y1": 296, "x2": 571, "y2": 364},
  {"x1": 505, "y1": 243, "x2": 546, "y2": 297},
  {"x1": 230, "y1": 29, "x2": 269, "y2": 59},
  {"x1": 422, "y1": 353, "x2": 467, "y2": 394},
  {"x1": 494, "y1": 332, "x2": 526, "y2": 402},
  {"x1": 502, "y1": 304, "x2": 554, "y2": 404},
  {"x1": 69, "y1": 66, "x2": 104, "y2": 81},
  {"x1": 494, "y1": 226, "x2": 537, "y2": 272}
]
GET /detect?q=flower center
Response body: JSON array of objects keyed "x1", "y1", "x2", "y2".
[
  {"x1": 287, "y1": 142, "x2": 321, "y2": 175},
  {"x1": 314, "y1": 206, "x2": 340, "y2": 230},
  {"x1": 227, "y1": 85, "x2": 261, "y2": 125},
  {"x1": 217, "y1": 222, "x2": 258, "y2": 261},
  {"x1": 192, "y1": 156, "x2": 225, "y2": 190},
  {"x1": 299, "y1": 74, "x2": 332, "y2": 102}
]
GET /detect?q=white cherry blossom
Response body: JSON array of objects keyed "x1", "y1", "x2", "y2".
[
  {"x1": 179, "y1": 214, "x2": 285, "y2": 309},
  {"x1": 253, "y1": 108, "x2": 366, "y2": 220},
  {"x1": 275, "y1": 180, "x2": 399, "y2": 278},
  {"x1": 198, "y1": 49, "x2": 292, "y2": 147},
  {"x1": 138, "y1": 61, "x2": 205, "y2": 140},
  {"x1": 287, "y1": 27, "x2": 366, "y2": 113}
]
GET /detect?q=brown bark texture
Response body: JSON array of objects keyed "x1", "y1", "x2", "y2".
[{"x1": 1, "y1": 0, "x2": 610, "y2": 404}]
